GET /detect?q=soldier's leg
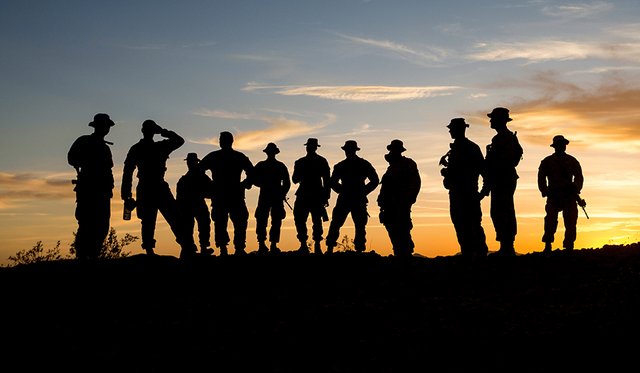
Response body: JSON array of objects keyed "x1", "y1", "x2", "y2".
[
  {"x1": 352, "y1": 204, "x2": 369, "y2": 252},
  {"x1": 325, "y1": 201, "x2": 349, "y2": 249},
  {"x1": 491, "y1": 179, "x2": 517, "y2": 251},
  {"x1": 229, "y1": 200, "x2": 249, "y2": 252},
  {"x1": 211, "y1": 200, "x2": 230, "y2": 249},
  {"x1": 74, "y1": 195, "x2": 91, "y2": 259},
  {"x1": 562, "y1": 201, "x2": 579, "y2": 250},
  {"x1": 542, "y1": 199, "x2": 560, "y2": 246},
  {"x1": 293, "y1": 199, "x2": 310, "y2": 245},
  {"x1": 255, "y1": 202, "x2": 269, "y2": 245},
  {"x1": 269, "y1": 202, "x2": 286, "y2": 244},
  {"x1": 449, "y1": 193, "x2": 469, "y2": 255},
  {"x1": 158, "y1": 184, "x2": 196, "y2": 256},
  {"x1": 138, "y1": 198, "x2": 158, "y2": 253},
  {"x1": 194, "y1": 202, "x2": 211, "y2": 250},
  {"x1": 89, "y1": 195, "x2": 111, "y2": 259},
  {"x1": 469, "y1": 195, "x2": 488, "y2": 257}
]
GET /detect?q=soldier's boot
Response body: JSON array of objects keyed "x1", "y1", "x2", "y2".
[
  {"x1": 257, "y1": 240, "x2": 269, "y2": 255},
  {"x1": 355, "y1": 243, "x2": 366, "y2": 253},
  {"x1": 218, "y1": 245, "x2": 228, "y2": 257},
  {"x1": 498, "y1": 241, "x2": 516, "y2": 257},
  {"x1": 145, "y1": 248, "x2": 157, "y2": 256},
  {"x1": 543, "y1": 242, "x2": 552, "y2": 253},
  {"x1": 234, "y1": 246, "x2": 247, "y2": 256},
  {"x1": 564, "y1": 242, "x2": 574, "y2": 252},
  {"x1": 297, "y1": 242, "x2": 309, "y2": 254},
  {"x1": 325, "y1": 244, "x2": 334, "y2": 255},
  {"x1": 313, "y1": 241, "x2": 322, "y2": 255},
  {"x1": 200, "y1": 246, "x2": 214, "y2": 256},
  {"x1": 270, "y1": 241, "x2": 281, "y2": 254}
]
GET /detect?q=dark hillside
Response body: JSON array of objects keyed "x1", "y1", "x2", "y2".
[{"x1": 3, "y1": 244, "x2": 640, "y2": 372}]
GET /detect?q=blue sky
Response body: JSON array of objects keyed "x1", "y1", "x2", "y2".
[{"x1": 1, "y1": 0, "x2": 640, "y2": 262}]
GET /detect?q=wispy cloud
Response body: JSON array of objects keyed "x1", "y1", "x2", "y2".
[
  {"x1": 122, "y1": 41, "x2": 216, "y2": 50},
  {"x1": 192, "y1": 110, "x2": 335, "y2": 150},
  {"x1": 243, "y1": 83, "x2": 460, "y2": 102},
  {"x1": 469, "y1": 40, "x2": 640, "y2": 63},
  {"x1": 469, "y1": 71, "x2": 640, "y2": 151},
  {"x1": 541, "y1": 1, "x2": 613, "y2": 18},
  {"x1": 0, "y1": 172, "x2": 74, "y2": 209},
  {"x1": 334, "y1": 32, "x2": 449, "y2": 66}
]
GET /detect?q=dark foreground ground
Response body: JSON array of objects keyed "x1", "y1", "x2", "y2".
[{"x1": 3, "y1": 243, "x2": 640, "y2": 372}]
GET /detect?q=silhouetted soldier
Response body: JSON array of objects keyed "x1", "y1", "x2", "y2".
[
  {"x1": 67, "y1": 113, "x2": 115, "y2": 260},
  {"x1": 252, "y1": 142, "x2": 291, "y2": 254},
  {"x1": 378, "y1": 140, "x2": 421, "y2": 258},
  {"x1": 199, "y1": 131, "x2": 254, "y2": 256},
  {"x1": 292, "y1": 138, "x2": 331, "y2": 254},
  {"x1": 538, "y1": 135, "x2": 584, "y2": 253},
  {"x1": 326, "y1": 140, "x2": 379, "y2": 254},
  {"x1": 439, "y1": 118, "x2": 489, "y2": 260},
  {"x1": 480, "y1": 107, "x2": 523, "y2": 257},
  {"x1": 121, "y1": 119, "x2": 197, "y2": 258},
  {"x1": 177, "y1": 153, "x2": 214, "y2": 256}
]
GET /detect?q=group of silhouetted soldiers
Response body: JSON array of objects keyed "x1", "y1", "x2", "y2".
[{"x1": 68, "y1": 107, "x2": 584, "y2": 261}]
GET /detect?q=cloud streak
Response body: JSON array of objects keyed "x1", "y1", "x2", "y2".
[
  {"x1": 541, "y1": 1, "x2": 613, "y2": 18},
  {"x1": 0, "y1": 172, "x2": 74, "y2": 209},
  {"x1": 469, "y1": 40, "x2": 640, "y2": 63},
  {"x1": 334, "y1": 33, "x2": 449, "y2": 66},
  {"x1": 192, "y1": 110, "x2": 335, "y2": 150},
  {"x1": 243, "y1": 84, "x2": 460, "y2": 102}
]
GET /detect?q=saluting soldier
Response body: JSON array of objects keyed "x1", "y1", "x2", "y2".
[
  {"x1": 121, "y1": 119, "x2": 197, "y2": 258},
  {"x1": 67, "y1": 113, "x2": 116, "y2": 260}
]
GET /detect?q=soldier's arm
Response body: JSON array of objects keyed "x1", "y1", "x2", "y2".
[
  {"x1": 330, "y1": 166, "x2": 342, "y2": 194},
  {"x1": 537, "y1": 161, "x2": 548, "y2": 197},
  {"x1": 241, "y1": 155, "x2": 254, "y2": 189},
  {"x1": 67, "y1": 137, "x2": 84, "y2": 173},
  {"x1": 322, "y1": 159, "x2": 331, "y2": 201},
  {"x1": 160, "y1": 128, "x2": 185, "y2": 153},
  {"x1": 282, "y1": 164, "x2": 291, "y2": 198},
  {"x1": 121, "y1": 146, "x2": 137, "y2": 200},
  {"x1": 364, "y1": 162, "x2": 380, "y2": 195},
  {"x1": 573, "y1": 159, "x2": 584, "y2": 193}
]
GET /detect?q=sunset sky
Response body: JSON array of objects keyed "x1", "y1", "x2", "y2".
[{"x1": 1, "y1": 0, "x2": 639, "y2": 264}]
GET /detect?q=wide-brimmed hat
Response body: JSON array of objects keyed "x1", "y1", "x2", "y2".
[
  {"x1": 142, "y1": 119, "x2": 160, "y2": 131},
  {"x1": 487, "y1": 107, "x2": 513, "y2": 122},
  {"x1": 386, "y1": 139, "x2": 406, "y2": 153},
  {"x1": 304, "y1": 138, "x2": 320, "y2": 147},
  {"x1": 447, "y1": 118, "x2": 469, "y2": 129},
  {"x1": 263, "y1": 142, "x2": 280, "y2": 154},
  {"x1": 184, "y1": 152, "x2": 199, "y2": 162},
  {"x1": 551, "y1": 135, "x2": 570, "y2": 147},
  {"x1": 341, "y1": 140, "x2": 360, "y2": 151},
  {"x1": 88, "y1": 113, "x2": 115, "y2": 127}
]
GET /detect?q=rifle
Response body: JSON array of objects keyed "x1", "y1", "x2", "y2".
[
  {"x1": 284, "y1": 196, "x2": 293, "y2": 211},
  {"x1": 577, "y1": 196, "x2": 589, "y2": 219}
]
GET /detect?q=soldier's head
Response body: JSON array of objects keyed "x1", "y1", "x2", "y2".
[
  {"x1": 263, "y1": 142, "x2": 280, "y2": 158},
  {"x1": 446, "y1": 118, "x2": 469, "y2": 139},
  {"x1": 551, "y1": 135, "x2": 569, "y2": 153},
  {"x1": 304, "y1": 138, "x2": 320, "y2": 154},
  {"x1": 89, "y1": 113, "x2": 115, "y2": 136},
  {"x1": 141, "y1": 119, "x2": 161, "y2": 138},
  {"x1": 219, "y1": 131, "x2": 234, "y2": 150},
  {"x1": 385, "y1": 139, "x2": 406, "y2": 163},
  {"x1": 487, "y1": 107, "x2": 512, "y2": 130},
  {"x1": 185, "y1": 152, "x2": 200, "y2": 170},
  {"x1": 341, "y1": 140, "x2": 360, "y2": 157}
]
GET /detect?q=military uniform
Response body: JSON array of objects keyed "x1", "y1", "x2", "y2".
[
  {"x1": 177, "y1": 153, "x2": 213, "y2": 255},
  {"x1": 378, "y1": 140, "x2": 421, "y2": 258},
  {"x1": 252, "y1": 143, "x2": 291, "y2": 253},
  {"x1": 199, "y1": 132, "x2": 254, "y2": 255},
  {"x1": 67, "y1": 113, "x2": 115, "y2": 260},
  {"x1": 292, "y1": 138, "x2": 331, "y2": 253},
  {"x1": 326, "y1": 140, "x2": 379, "y2": 253},
  {"x1": 121, "y1": 120, "x2": 195, "y2": 257},
  {"x1": 481, "y1": 108, "x2": 523, "y2": 255},
  {"x1": 538, "y1": 135, "x2": 584, "y2": 251},
  {"x1": 440, "y1": 119, "x2": 488, "y2": 259}
]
